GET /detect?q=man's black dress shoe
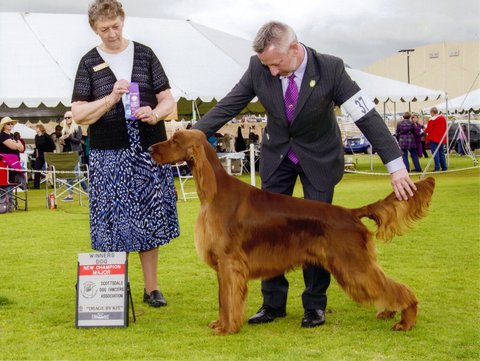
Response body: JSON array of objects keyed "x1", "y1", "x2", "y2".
[
  {"x1": 301, "y1": 309, "x2": 326, "y2": 328},
  {"x1": 248, "y1": 306, "x2": 286, "y2": 324},
  {"x1": 143, "y1": 289, "x2": 167, "y2": 307}
]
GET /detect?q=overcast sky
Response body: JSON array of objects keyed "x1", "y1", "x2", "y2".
[{"x1": 2, "y1": 0, "x2": 479, "y2": 69}]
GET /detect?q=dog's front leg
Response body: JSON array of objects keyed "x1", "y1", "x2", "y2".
[{"x1": 209, "y1": 256, "x2": 248, "y2": 335}]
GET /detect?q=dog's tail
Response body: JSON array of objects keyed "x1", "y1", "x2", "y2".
[{"x1": 351, "y1": 177, "x2": 435, "y2": 242}]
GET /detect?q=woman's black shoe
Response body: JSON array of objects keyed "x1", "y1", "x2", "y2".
[{"x1": 143, "y1": 289, "x2": 167, "y2": 307}]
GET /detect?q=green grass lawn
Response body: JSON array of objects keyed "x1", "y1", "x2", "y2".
[{"x1": 0, "y1": 155, "x2": 479, "y2": 361}]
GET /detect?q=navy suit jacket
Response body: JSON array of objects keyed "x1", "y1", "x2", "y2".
[{"x1": 193, "y1": 46, "x2": 401, "y2": 190}]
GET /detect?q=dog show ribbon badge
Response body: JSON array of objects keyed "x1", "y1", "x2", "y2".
[{"x1": 123, "y1": 82, "x2": 140, "y2": 120}]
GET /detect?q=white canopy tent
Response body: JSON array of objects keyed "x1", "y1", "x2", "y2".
[
  {"x1": 0, "y1": 12, "x2": 252, "y2": 110},
  {"x1": 426, "y1": 88, "x2": 480, "y2": 166},
  {"x1": 0, "y1": 12, "x2": 443, "y2": 119},
  {"x1": 12, "y1": 123, "x2": 36, "y2": 139},
  {"x1": 428, "y1": 88, "x2": 480, "y2": 114},
  {"x1": 346, "y1": 68, "x2": 443, "y2": 103}
]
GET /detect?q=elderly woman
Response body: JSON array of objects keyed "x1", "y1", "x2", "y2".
[{"x1": 71, "y1": 0, "x2": 179, "y2": 307}]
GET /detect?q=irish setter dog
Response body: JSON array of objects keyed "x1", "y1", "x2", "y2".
[{"x1": 150, "y1": 130, "x2": 435, "y2": 335}]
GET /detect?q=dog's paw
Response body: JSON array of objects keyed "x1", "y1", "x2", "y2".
[
  {"x1": 209, "y1": 321, "x2": 228, "y2": 335},
  {"x1": 212, "y1": 326, "x2": 228, "y2": 336},
  {"x1": 208, "y1": 320, "x2": 220, "y2": 329},
  {"x1": 376, "y1": 310, "x2": 396, "y2": 319},
  {"x1": 392, "y1": 321, "x2": 414, "y2": 331}
]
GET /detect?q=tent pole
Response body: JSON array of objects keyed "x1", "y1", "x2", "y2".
[
  {"x1": 394, "y1": 102, "x2": 397, "y2": 128},
  {"x1": 191, "y1": 100, "x2": 196, "y2": 124},
  {"x1": 468, "y1": 111, "x2": 471, "y2": 145}
]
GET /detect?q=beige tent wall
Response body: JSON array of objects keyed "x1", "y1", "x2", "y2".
[{"x1": 365, "y1": 41, "x2": 480, "y2": 115}]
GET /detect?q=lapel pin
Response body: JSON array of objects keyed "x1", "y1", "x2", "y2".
[{"x1": 310, "y1": 80, "x2": 316, "y2": 88}]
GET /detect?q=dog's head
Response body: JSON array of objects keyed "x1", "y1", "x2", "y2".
[
  {"x1": 149, "y1": 129, "x2": 208, "y2": 165},
  {"x1": 149, "y1": 129, "x2": 217, "y2": 203}
]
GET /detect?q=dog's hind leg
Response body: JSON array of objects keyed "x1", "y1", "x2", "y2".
[
  {"x1": 327, "y1": 252, "x2": 418, "y2": 331},
  {"x1": 209, "y1": 255, "x2": 248, "y2": 335}
]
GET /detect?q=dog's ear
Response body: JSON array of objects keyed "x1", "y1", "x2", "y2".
[{"x1": 191, "y1": 143, "x2": 217, "y2": 203}]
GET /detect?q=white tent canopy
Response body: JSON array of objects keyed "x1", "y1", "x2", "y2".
[
  {"x1": 346, "y1": 68, "x2": 443, "y2": 103},
  {"x1": 0, "y1": 12, "x2": 252, "y2": 107},
  {"x1": 12, "y1": 123, "x2": 36, "y2": 139},
  {"x1": 0, "y1": 12, "x2": 443, "y2": 111},
  {"x1": 428, "y1": 88, "x2": 480, "y2": 114}
]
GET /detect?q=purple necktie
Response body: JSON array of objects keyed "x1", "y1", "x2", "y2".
[{"x1": 284, "y1": 74, "x2": 299, "y2": 164}]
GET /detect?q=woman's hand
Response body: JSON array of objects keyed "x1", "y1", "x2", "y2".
[
  {"x1": 135, "y1": 106, "x2": 159, "y2": 125},
  {"x1": 110, "y1": 79, "x2": 130, "y2": 103}
]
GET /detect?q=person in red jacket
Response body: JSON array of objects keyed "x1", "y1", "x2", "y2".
[{"x1": 425, "y1": 107, "x2": 447, "y2": 171}]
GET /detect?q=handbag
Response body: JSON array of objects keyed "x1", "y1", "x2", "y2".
[{"x1": 0, "y1": 195, "x2": 11, "y2": 214}]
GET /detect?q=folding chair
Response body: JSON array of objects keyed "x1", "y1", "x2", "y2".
[
  {"x1": 44, "y1": 152, "x2": 89, "y2": 206},
  {"x1": 174, "y1": 162, "x2": 197, "y2": 201},
  {"x1": 0, "y1": 156, "x2": 28, "y2": 211}
]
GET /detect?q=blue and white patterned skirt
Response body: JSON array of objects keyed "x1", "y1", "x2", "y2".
[{"x1": 89, "y1": 119, "x2": 179, "y2": 252}]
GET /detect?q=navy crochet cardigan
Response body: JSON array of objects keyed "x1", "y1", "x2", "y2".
[{"x1": 72, "y1": 41, "x2": 170, "y2": 150}]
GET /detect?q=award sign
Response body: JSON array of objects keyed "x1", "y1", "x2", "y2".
[{"x1": 76, "y1": 252, "x2": 129, "y2": 328}]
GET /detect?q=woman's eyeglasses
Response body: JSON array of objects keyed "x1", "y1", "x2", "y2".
[
  {"x1": 5, "y1": 122, "x2": 15, "y2": 125},
  {"x1": 64, "y1": 116, "x2": 72, "y2": 120}
]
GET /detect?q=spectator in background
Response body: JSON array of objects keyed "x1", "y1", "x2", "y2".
[
  {"x1": 0, "y1": 117, "x2": 25, "y2": 192},
  {"x1": 60, "y1": 111, "x2": 83, "y2": 155},
  {"x1": 13, "y1": 132, "x2": 26, "y2": 153},
  {"x1": 235, "y1": 125, "x2": 247, "y2": 152},
  {"x1": 33, "y1": 124, "x2": 56, "y2": 189},
  {"x1": 207, "y1": 134, "x2": 218, "y2": 150},
  {"x1": 419, "y1": 119, "x2": 429, "y2": 158},
  {"x1": 396, "y1": 112, "x2": 422, "y2": 172},
  {"x1": 456, "y1": 124, "x2": 467, "y2": 156},
  {"x1": 51, "y1": 124, "x2": 64, "y2": 153},
  {"x1": 411, "y1": 114, "x2": 426, "y2": 158},
  {"x1": 426, "y1": 107, "x2": 447, "y2": 171},
  {"x1": 81, "y1": 135, "x2": 90, "y2": 164},
  {"x1": 60, "y1": 110, "x2": 88, "y2": 201}
]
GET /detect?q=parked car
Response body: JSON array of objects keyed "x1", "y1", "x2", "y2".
[
  {"x1": 344, "y1": 135, "x2": 375, "y2": 154},
  {"x1": 447, "y1": 121, "x2": 480, "y2": 151}
]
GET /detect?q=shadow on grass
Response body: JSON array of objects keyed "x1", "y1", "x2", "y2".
[{"x1": 0, "y1": 296, "x2": 14, "y2": 306}]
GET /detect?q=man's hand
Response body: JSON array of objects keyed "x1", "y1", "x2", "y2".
[{"x1": 390, "y1": 168, "x2": 417, "y2": 201}]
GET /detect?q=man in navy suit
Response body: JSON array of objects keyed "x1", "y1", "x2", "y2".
[{"x1": 193, "y1": 21, "x2": 416, "y2": 328}]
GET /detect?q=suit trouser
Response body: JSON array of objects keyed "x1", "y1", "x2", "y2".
[{"x1": 261, "y1": 156, "x2": 333, "y2": 311}]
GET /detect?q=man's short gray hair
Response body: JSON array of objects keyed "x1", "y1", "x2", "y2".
[{"x1": 252, "y1": 21, "x2": 297, "y2": 54}]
